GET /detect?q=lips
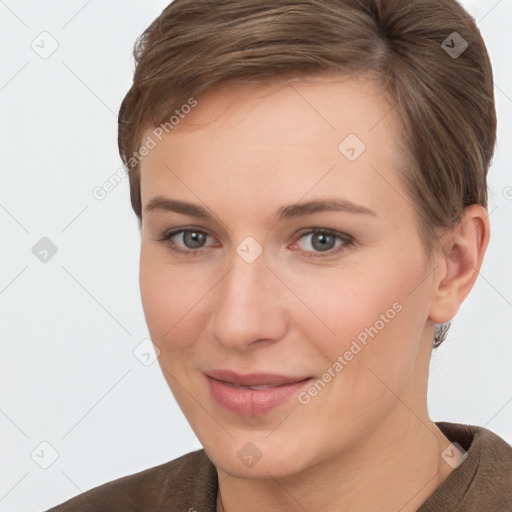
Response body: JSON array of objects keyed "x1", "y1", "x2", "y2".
[
  {"x1": 204, "y1": 369, "x2": 313, "y2": 416},
  {"x1": 205, "y1": 369, "x2": 311, "y2": 387}
]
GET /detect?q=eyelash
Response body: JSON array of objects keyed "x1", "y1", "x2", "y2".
[{"x1": 155, "y1": 227, "x2": 354, "y2": 259}]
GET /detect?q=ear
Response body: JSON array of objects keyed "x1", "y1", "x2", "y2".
[{"x1": 428, "y1": 205, "x2": 490, "y2": 325}]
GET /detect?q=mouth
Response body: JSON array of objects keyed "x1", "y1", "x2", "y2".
[{"x1": 204, "y1": 369, "x2": 313, "y2": 416}]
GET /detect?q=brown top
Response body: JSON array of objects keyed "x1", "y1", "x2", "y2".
[{"x1": 46, "y1": 422, "x2": 512, "y2": 511}]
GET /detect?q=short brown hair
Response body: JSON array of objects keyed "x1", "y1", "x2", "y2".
[{"x1": 118, "y1": 0, "x2": 496, "y2": 347}]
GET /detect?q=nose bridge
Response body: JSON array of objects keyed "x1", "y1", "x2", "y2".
[{"x1": 207, "y1": 244, "x2": 286, "y2": 350}]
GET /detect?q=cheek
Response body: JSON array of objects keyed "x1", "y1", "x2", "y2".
[
  {"x1": 287, "y1": 267, "x2": 427, "y2": 445},
  {"x1": 297, "y1": 253, "x2": 429, "y2": 374},
  {"x1": 286, "y1": 266, "x2": 400, "y2": 341},
  {"x1": 140, "y1": 235, "x2": 430, "y2": 362},
  {"x1": 139, "y1": 243, "x2": 226, "y2": 367},
  {"x1": 139, "y1": 245, "x2": 197, "y2": 345}
]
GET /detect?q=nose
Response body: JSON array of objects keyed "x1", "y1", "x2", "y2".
[{"x1": 206, "y1": 248, "x2": 288, "y2": 352}]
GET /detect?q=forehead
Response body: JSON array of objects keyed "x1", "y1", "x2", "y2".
[
  {"x1": 162, "y1": 74, "x2": 397, "y2": 140},
  {"x1": 139, "y1": 75, "x2": 408, "y2": 223}
]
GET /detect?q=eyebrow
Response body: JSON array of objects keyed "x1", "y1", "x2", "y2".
[{"x1": 145, "y1": 196, "x2": 377, "y2": 222}]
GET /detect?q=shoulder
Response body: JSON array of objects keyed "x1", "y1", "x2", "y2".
[
  {"x1": 45, "y1": 449, "x2": 218, "y2": 512},
  {"x1": 420, "y1": 422, "x2": 512, "y2": 511},
  {"x1": 438, "y1": 421, "x2": 512, "y2": 471},
  {"x1": 459, "y1": 423, "x2": 512, "y2": 506}
]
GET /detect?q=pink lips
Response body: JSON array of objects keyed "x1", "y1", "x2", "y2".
[{"x1": 205, "y1": 369, "x2": 312, "y2": 417}]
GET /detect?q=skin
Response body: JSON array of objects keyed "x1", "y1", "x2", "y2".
[{"x1": 138, "y1": 75, "x2": 490, "y2": 512}]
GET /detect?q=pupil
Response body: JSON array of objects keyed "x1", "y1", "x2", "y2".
[
  {"x1": 313, "y1": 233, "x2": 334, "y2": 252},
  {"x1": 184, "y1": 231, "x2": 205, "y2": 248},
  {"x1": 181, "y1": 231, "x2": 336, "y2": 251}
]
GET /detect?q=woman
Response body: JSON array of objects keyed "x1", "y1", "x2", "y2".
[{"x1": 48, "y1": 0, "x2": 512, "y2": 510}]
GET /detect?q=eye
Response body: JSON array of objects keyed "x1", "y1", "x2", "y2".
[
  {"x1": 155, "y1": 227, "x2": 353, "y2": 258},
  {"x1": 156, "y1": 228, "x2": 215, "y2": 255},
  {"x1": 292, "y1": 228, "x2": 353, "y2": 258}
]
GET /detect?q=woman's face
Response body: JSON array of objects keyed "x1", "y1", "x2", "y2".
[{"x1": 139, "y1": 75, "x2": 438, "y2": 478}]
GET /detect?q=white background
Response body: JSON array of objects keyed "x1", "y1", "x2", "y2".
[{"x1": 0, "y1": 1, "x2": 511, "y2": 511}]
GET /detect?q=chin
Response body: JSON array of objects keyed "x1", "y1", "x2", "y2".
[{"x1": 203, "y1": 433, "x2": 318, "y2": 480}]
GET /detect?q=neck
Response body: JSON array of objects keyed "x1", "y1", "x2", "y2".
[{"x1": 216, "y1": 413, "x2": 454, "y2": 512}]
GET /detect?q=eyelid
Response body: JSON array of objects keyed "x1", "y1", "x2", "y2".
[
  {"x1": 290, "y1": 228, "x2": 353, "y2": 258},
  {"x1": 155, "y1": 227, "x2": 217, "y2": 253},
  {"x1": 155, "y1": 226, "x2": 354, "y2": 258}
]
